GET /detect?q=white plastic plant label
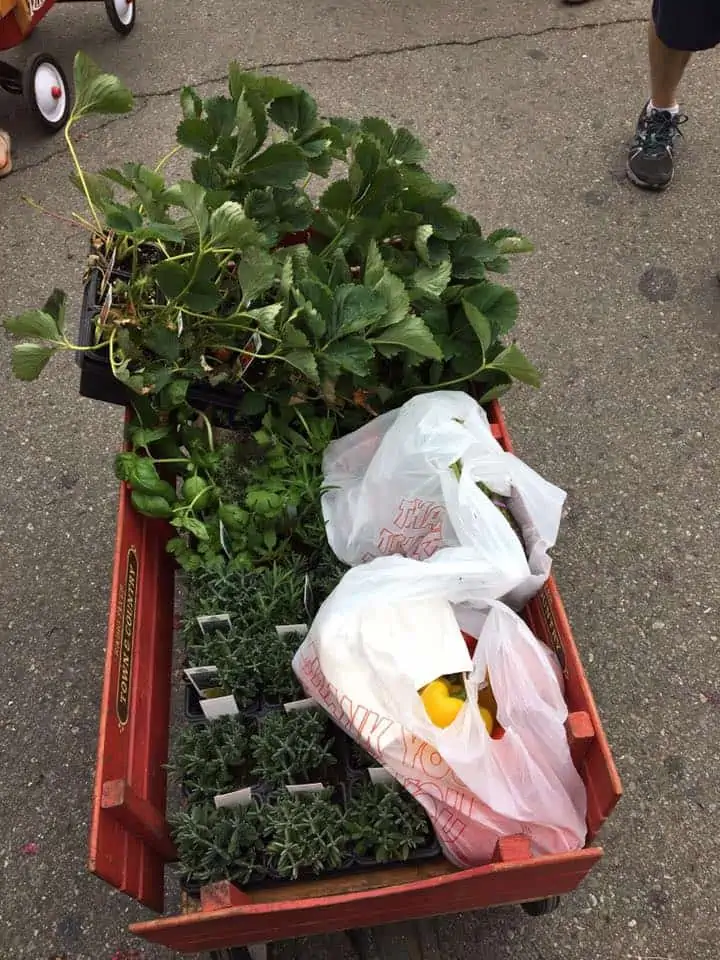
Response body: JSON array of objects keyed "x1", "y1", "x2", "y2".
[
  {"x1": 275, "y1": 624, "x2": 308, "y2": 639},
  {"x1": 183, "y1": 666, "x2": 225, "y2": 698},
  {"x1": 196, "y1": 613, "x2": 232, "y2": 635},
  {"x1": 283, "y1": 698, "x2": 317, "y2": 713},
  {"x1": 368, "y1": 767, "x2": 396, "y2": 785},
  {"x1": 285, "y1": 783, "x2": 325, "y2": 795},
  {"x1": 200, "y1": 695, "x2": 239, "y2": 719},
  {"x1": 100, "y1": 247, "x2": 116, "y2": 296},
  {"x1": 214, "y1": 787, "x2": 254, "y2": 809},
  {"x1": 176, "y1": 310, "x2": 184, "y2": 337},
  {"x1": 239, "y1": 332, "x2": 262, "y2": 374}
]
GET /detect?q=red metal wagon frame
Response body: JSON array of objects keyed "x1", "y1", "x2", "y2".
[{"x1": 88, "y1": 401, "x2": 622, "y2": 954}]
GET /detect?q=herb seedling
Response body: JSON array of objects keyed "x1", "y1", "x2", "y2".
[
  {"x1": 261, "y1": 789, "x2": 348, "y2": 879},
  {"x1": 167, "y1": 715, "x2": 251, "y2": 802},
  {"x1": 251, "y1": 710, "x2": 336, "y2": 786},
  {"x1": 171, "y1": 800, "x2": 264, "y2": 886},
  {"x1": 345, "y1": 782, "x2": 431, "y2": 862}
]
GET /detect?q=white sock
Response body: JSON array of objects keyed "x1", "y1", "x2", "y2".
[{"x1": 648, "y1": 100, "x2": 679, "y2": 115}]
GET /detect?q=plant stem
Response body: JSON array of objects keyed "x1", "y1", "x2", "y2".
[
  {"x1": 64, "y1": 118, "x2": 102, "y2": 233},
  {"x1": 154, "y1": 145, "x2": 181, "y2": 173},
  {"x1": 196, "y1": 410, "x2": 214, "y2": 452},
  {"x1": 407, "y1": 360, "x2": 488, "y2": 392},
  {"x1": 22, "y1": 196, "x2": 93, "y2": 232}
]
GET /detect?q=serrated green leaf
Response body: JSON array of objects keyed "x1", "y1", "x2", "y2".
[
  {"x1": 349, "y1": 138, "x2": 380, "y2": 196},
  {"x1": 180, "y1": 85, "x2": 203, "y2": 120},
  {"x1": 325, "y1": 338, "x2": 373, "y2": 377},
  {"x1": 144, "y1": 325, "x2": 181, "y2": 361},
  {"x1": 390, "y1": 127, "x2": 427, "y2": 165},
  {"x1": 176, "y1": 117, "x2": 217, "y2": 154},
  {"x1": 375, "y1": 271, "x2": 409, "y2": 327},
  {"x1": 283, "y1": 349, "x2": 319, "y2": 382},
  {"x1": 11, "y1": 342, "x2": 56, "y2": 380},
  {"x1": 477, "y1": 380, "x2": 512, "y2": 402},
  {"x1": 414, "y1": 224, "x2": 434, "y2": 265},
  {"x1": 401, "y1": 168, "x2": 456, "y2": 202},
  {"x1": 184, "y1": 281, "x2": 220, "y2": 313},
  {"x1": 236, "y1": 248, "x2": 276, "y2": 305},
  {"x1": 462, "y1": 283, "x2": 518, "y2": 338},
  {"x1": 153, "y1": 261, "x2": 189, "y2": 300},
  {"x1": 333, "y1": 285, "x2": 387, "y2": 337},
  {"x1": 487, "y1": 228, "x2": 534, "y2": 255},
  {"x1": 244, "y1": 142, "x2": 308, "y2": 187},
  {"x1": 42, "y1": 289, "x2": 67, "y2": 335},
  {"x1": 228, "y1": 66, "x2": 298, "y2": 103},
  {"x1": 363, "y1": 241, "x2": 384, "y2": 288},
  {"x1": 167, "y1": 181, "x2": 209, "y2": 238},
  {"x1": 319, "y1": 179, "x2": 352, "y2": 215},
  {"x1": 412, "y1": 259, "x2": 452, "y2": 298},
  {"x1": 104, "y1": 203, "x2": 143, "y2": 234},
  {"x1": 461, "y1": 300, "x2": 492, "y2": 353},
  {"x1": 245, "y1": 302, "x2": 282, "y2": 332},
  {"x1": 204, "y1": 95, "x2": 237, "y2": 141},
  {"x1": 4, "y1": 308, "x2": 61, "y2": 343},
  {"x1": 72, "y1": 52, "x2": 133, "y2": 118},
  {"x1": 486, "y1": 344, "x2": 540, "y2": 387},
  {"x1": 269, "y1": 91, "x2": 318, "y2": 135},
  {"x1": 233, "y1": 92, "x2": 262, "y2": 168},
  {"x1": 210, "y1": 201, "x2": 261, "y2": 249},
  {"x1": 371, "y1": 315, "x2": 441, "y2": 360}
]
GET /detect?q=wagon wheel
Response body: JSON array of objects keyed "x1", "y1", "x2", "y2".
[
  {"x1": 105, "y1": 0, "x2": 136, "y2": 35},
  {"x1": 521, "y1": 895, "x2": 562, "y2": 916},
  {"x1": 22, "y1": 54, "x2": 71, "y2": 133}
]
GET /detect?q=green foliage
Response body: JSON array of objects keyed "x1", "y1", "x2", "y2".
[
  {"x1": 171, "y1": 800, "x2": 264, "y2": 886},
  {"x1": 167, "y1": 715, "x2": 251, "y2": 802},
  {"x1": 261, "y1": 789, "x2": 348, "y2": 879},
  {"x1": 251, "y1": 710, "x2": 336, "y2": 786},
  {"x1": 345, "y1": 783, "x2": 431, "y2": 861}
]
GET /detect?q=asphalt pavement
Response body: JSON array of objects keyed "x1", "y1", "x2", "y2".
[{"x1": 1, "y1": 0, "x2": 719, "y2": 957}]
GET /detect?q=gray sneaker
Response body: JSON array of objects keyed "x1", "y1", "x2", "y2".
[{"x1": 627, "y1": 102, "x2": 688, "y2": 190}]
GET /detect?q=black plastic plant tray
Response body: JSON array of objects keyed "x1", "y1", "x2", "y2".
[{"x1": 76, "y1": 267, "x2": 250, "y2": 414}]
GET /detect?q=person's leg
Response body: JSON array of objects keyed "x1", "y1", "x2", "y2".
[
  {"x1": 628, "y1": 0, "x2": 720, "y2": 190},
  {"x1": 0, "y1": 130, "x2": 11, "y2": 178}
]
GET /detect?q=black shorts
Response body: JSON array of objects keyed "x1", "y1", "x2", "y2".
[{"x1": 653, "y1": 0, "x2": 720, "y2": 51}]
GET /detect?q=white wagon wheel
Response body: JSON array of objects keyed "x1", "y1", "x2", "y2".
[
  {"x1": 22, "y1": 53, "x2": 71, "y2": 133},
  {"x1": 105, "y1": 0, "x2": 136, "y2": 35}
]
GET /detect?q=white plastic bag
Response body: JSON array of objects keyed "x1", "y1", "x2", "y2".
[
  {"x1": 322, "y1": 391, "x2": 566, "y2": 609},
  {"x1": 293, "y1": 550, "x2": 587, "y2": 866}
]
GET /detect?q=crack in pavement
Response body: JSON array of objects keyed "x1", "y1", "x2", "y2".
[{"x1": 14, "y1": 14, "x2": 645, "y2": 175}]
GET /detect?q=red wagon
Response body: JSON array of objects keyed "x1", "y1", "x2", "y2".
[
  {"x1": 0, "y1": 0, "x2": 135, "y2": 130},
  {"x1": 88, "y1": 401, "x2": 622, "y2": 959}
]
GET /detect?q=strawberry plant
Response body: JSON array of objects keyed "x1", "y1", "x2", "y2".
[
  {"x1": 167, "y1": 715, "x2": 251, "y2": 802},
  {"x1": 171, "y1": 800, "x2": 264, "y2": 887},
  {"x1": 251, "y1": 710, "x2": 336, "y2": 787},
  {"x1": 345, "y1": 782, "x2": 431, "y2": 862},
  {"x1": 261, "y1": 790, "x2": 348, "y2": 879}
]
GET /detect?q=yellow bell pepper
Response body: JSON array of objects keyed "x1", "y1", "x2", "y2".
[{"x1": 420, "y1": 678, "x2": 465, "y2": 728}]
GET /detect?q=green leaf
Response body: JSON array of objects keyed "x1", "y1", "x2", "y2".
[
  {"x1": 228, "y1": 66, "x2": 298, "y2": 103},
  {"x1": 488, "y1": 229, "x2": 534, "y2": 255},
  {"x1": 172, "y1": 515, "x2": 211, "y2": 541},
  {"x1": 210, "y1": 201, "x2": 262, "y2": 248},
  {"x1": 412, "y1": 259, "x2": 452, "y2": 299},
  {"x1": 171, "y1": 182, "x2": 210, "y2": 238},
  {"x1": 72, "y1": 52, "x2": 133, "y2": 118},
  {"x1": 333, "y1": 285, "x2": 387, "y2": 337},
  {"x1": 461, "y1": 300, "x2": 492, "y2": 353},
  {"x1": 184, "y1": 281, "x2": 220, "y2": 313},
  {"x1": 401, "y1": 168, "x2": 455, "y2": 202},
  {"x1": 269, "y1": 91, "x2": 318, "y2": 135},
  {"x1": 153, "y1": 261, "x2": 189, "y2": 301},
  {"x1": 11, "y1": 343, "x2": 56, "y2": 380},
  {"x1": 103, "y1": 203, "x2": 143, "y2": 235},
  {"x1": 176, "y1": 117, "x2": 217, "y2": 153},
  {"x1": 414, "y1": 225, "x2": 434, "y2": 265},
  {"x1": 317, "y1": 181, "x2": 352, "y2": 222},
  {"x1": 129, "y1": 425, "x2": 172, "y2": 447},
  {"x1": 161, "y1": 379, "x2": 190, "y2": 409},
  {"x1": 462, "y1": 283, "x2": 518, "y2": 338},
  {"x1": 4, "y1": 308, "x2": 61, "y2": 342},
  {"x1": 70, "y1": 171, "x2": 115, "y2": 207},
  {"x1": 363, "y1": 241, "x2": 384, "y2": 288},
  {"x1": 244, "y1": 143, "x2": 309, "y2": 187},
  {"x1": 349, "y1": 139, "x2": 380, "y2": 196},
  {"x1": 131, "y1": 491, "x2": 174, "y2": 519},
  {"x1": 238, "y1": 391, "x2": 267, "y2": 416},
  {"x1": 325, "y1": 338, "x2": 374, "y2": 377},
  {"x1": 374, "y1": 271, "x2": 409, "y2": 327},
  {"x1": 233, "y1": 92, "x2": 263, "y2": 168},
  {"x1": 236, "y1": 248, "x2": 277, "y2": 304},
  {"x1": 477, "y1": 380, "x2": 512, "y2": 402},
  {"x1": 246, "y1": 303, "x2": 282, "y2": 331},
  {"x1": 390, "y1": 127, "x2": 427, "y2": 165},
  {"x1": 180, "y1": 86, "x2": 203, "y2": 119},
  {"x1": 43, "y1": 289, "x2": 67, "y2": 335},
  {"x1": 205, "y1": 95, "x2": 237, "y2": 140},
  {"x1": 283, "y1": 349, "x2": 319, "y2": 383},
  {"x1": 144, "y1": 325, "x2": 181, "y2": 361},
  {"x1": 372, "y1": 316, "x2": 442, "y2": 360},
  {"x1": 486, "y1": 344, "x2": 541, "y2": 387}
]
